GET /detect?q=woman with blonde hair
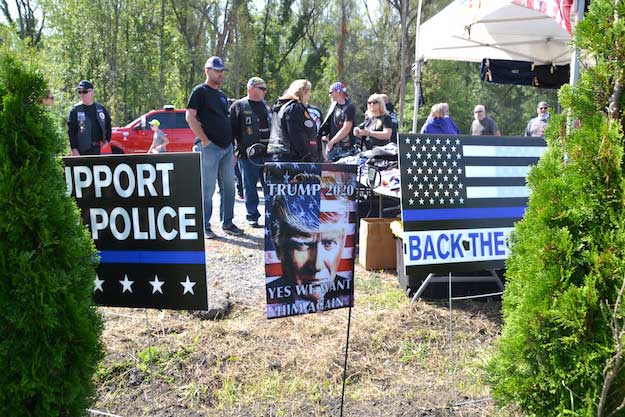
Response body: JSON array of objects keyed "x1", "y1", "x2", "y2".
[
  {"x1": 353, "y1": 93, "x2": 393, "y2": 150},
  {"x1": 420, "y1": 102, "x2": 459, "y2": 134},
  {"x1": 267, "y1": 79, "x2": 319, "y2": 162}
]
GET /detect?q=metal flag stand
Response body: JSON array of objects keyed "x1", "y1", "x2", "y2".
[
  {"x1": 446, "y1": 271, "x2": 503, "y2": 409},
  {"x1": 339, "y1": 306, "x2": 353, "y2": 417},
  {"x1": 411, "y1": 269, "x2": 504, "y2": 303},
  {"x1": 87, "y1": 308, "x2": 159, "y2": 417}
]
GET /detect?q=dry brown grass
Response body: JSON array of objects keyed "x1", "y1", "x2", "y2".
[{"x1": 91, "y1": 265, "x2": 522, "y2": 417}]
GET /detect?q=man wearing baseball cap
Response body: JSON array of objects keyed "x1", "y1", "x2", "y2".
[
  {"x1": 525, "y1": 100, "x2": 550, "y2": 137},
  {"x1": 186, "y1": 56, "x2": 244, "y2": 239},
  {"x1": 229, "y1": 77, "x2": 271, "y2": 228},
  {"x1": 318, "y1": 81, "x2": 357, "y2": 161},
  {"x1": 67, "y1": 79, "x2": 111, "y2": 156}
]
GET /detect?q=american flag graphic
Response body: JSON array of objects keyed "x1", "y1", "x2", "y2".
[
  {"x1": 512, "y1": 0, "x2": 576, "y2": 34},
  {"x1": 399, "y1": 134, "x2": 546, "y2": 274},
  {"x1": 264, "y1": 163, "x2": 357, "y2": 319}
]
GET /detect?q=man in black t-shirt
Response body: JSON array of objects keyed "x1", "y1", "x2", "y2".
[
  {"x1": 319, "y1": 82, "x2": 357, "y2": 162},
  {"x1": 230, "y1": 77, "x2": 271, "y2": 228},
  {"x1": 186, "y1": 56, "x2": 244, "y2": 239}
]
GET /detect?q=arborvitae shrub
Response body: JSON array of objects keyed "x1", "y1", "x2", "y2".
[
  {"x1": 0, "y1": 53, "x2": 103, "y2": 415},
  {"x1": 487, "y1": 1, "x2": 625, "y2": 416}
]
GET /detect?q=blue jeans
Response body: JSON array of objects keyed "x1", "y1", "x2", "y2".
[
  {"x1": 200, "y1": 142, "x2": 236, "y2": 230},
  {"x1": 238, "y1": 157, "x2": 266, "y2": 222}
]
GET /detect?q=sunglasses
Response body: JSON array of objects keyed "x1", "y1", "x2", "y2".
[
  {"x1": 367, "y1": 101, "x2": 378, "y2": 105},
  {"x1": 256, "y1": 86, "x2": 267, "y2": 91},
  {"x1": 78, "y1": 90, "x2": 91, "y2": 94},
  {"x1": 474, "y1": 110, "x2": 483, "y2": 113},
  {"x1": 539, "y1": 106, "x2": 548, "y2": 110}
]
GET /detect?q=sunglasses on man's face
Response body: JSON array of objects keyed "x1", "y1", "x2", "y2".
[
  {"x1": 256, "y1": 86, "x2": 267, "y2": 91},
  {"x1": 78, "y1": 90, "x2": 91, "y2": 94},
  {"x1": 539, "y1": 106, "x2": 548, "y2": 110}
]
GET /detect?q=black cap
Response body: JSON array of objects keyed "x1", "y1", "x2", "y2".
[{"x1": 78, "y1": 80, "x2": 94, "y2": 90}]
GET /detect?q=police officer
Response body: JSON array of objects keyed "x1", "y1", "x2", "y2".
[
  {"x1": 230, "y1": 77, "x2": 272, "y2": 228},
  {"x1": 67, "y1": 80, "x2": 111, "y2": 156},
  {"x1": 267, "y1": 79, "x2": 319, "y2": 162}
]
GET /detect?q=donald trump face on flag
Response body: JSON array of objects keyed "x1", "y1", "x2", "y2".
[{"x1": 269, "y1": 173, "x2": 350, "y2": 304}]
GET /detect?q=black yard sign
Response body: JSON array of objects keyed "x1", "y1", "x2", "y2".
[{"x1": 63, "y1": 153, "x2": 207, "y2": 310}]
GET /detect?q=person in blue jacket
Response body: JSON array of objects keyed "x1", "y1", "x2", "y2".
[{"x1": 420, "y1": 103, "x2": 459, "y2": 134}]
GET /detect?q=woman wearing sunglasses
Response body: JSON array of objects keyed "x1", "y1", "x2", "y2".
[{"x1": 353, "y1": 94, "x2": 393, "y2": 150}]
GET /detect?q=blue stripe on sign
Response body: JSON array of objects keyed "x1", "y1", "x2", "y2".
[
  {"x1": 99, "y1": 251, "x2": 205, "y2": 264},
  {"x1": 402, "y1": 206, "x2": 526, "y2": 221}
]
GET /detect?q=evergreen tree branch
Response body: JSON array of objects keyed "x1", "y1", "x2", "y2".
[{"x1": 598, "y1": 276, "x2": 625, "y2": 417}]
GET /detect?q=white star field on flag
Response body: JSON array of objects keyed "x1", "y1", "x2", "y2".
[{"x1": 403, "y1": 136, "x2": 466, "y2": 208}]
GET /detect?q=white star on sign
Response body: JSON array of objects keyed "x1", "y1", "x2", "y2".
[
  {"x1": 94, "y1": 275, "x2": 104, "y2": 292},
  {"x1": 180, "y1": 276, "x2": 196, "y2": 295},
  {"x1": 409, "y1": 198, "x2": 414, "y2": 205},
  {"x1": 119, "y1": 274, "x2": 134, "y2": 293},
  {"x1": 149, "y1": 275, "x2": 165, "y2": 294}
]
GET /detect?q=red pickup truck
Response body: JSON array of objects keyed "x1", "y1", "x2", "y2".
[{"x1": 107, "y1": 106, "x2": 195, "y2": 154}]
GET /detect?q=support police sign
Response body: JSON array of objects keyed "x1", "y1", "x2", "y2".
[
  {"x1": 399, "y1": 134, "x2": 546, "y2": 276},
  {"x1": 63, "y1": 153, "x2": 208, "y2": 310}
]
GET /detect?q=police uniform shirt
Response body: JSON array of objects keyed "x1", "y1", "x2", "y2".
[
  {"x1": 329, "y1": 101, "x2": 356, "y2": 149},
  {"x1": 187, "y1": 83, "x2": 232, "y2": 148}
]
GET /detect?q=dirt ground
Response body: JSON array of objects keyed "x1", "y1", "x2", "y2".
[{"x1": 90, "y1": 195, "x2": 517, "y2": 417}]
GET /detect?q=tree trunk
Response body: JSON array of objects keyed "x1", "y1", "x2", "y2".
[
  {"x1": 258, "y1": 0, "x2": 272, "y2": 75},
  {"x1": 398, "y1": 0, "x2": 408, "y2": 128},
  {"x1": 159, "y1": 0, "x2": 166, "y2": 105},
  {"x1": 337, "y1": 0, "x2": 348, "y2": 80}
]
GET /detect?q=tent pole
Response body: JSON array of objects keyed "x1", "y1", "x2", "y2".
[
  {"x1": 569, "y1": 0, "x2": 586, "y2": 86},
  {"x1": 412, "y1": 0, "x2": 424, "y2": 133}
]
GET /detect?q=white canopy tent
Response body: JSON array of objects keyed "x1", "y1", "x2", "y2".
[{"x1": 411, "y1": 0, "x2": 584, "y2": 131}]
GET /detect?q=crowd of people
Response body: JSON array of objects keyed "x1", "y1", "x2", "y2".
[
  {"x1": 419, "y1": 100, "x2": 550, "y2": 137},
  {"x1": 64, "y1": 54, "x2": 551, "y2": 240}
]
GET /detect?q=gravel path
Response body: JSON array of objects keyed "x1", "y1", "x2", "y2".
[{"x1": 203, "y1": 190, "x2": 267, "y2": 313}]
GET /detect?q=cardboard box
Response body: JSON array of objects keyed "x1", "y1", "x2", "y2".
[{"x1": 359, "y1": 218, "x2": 399, "y2": 270}]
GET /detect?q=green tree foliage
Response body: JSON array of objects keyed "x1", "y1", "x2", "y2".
[
  {"x1": 487, "y1": 1, "x2": 625, "y2": 416},
  {"x1": 2, "y1": 0, "x2": 561, "y2": 136},
  {"x1": 0, "y1": 52, "x2": 103, "y2": 416}
]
